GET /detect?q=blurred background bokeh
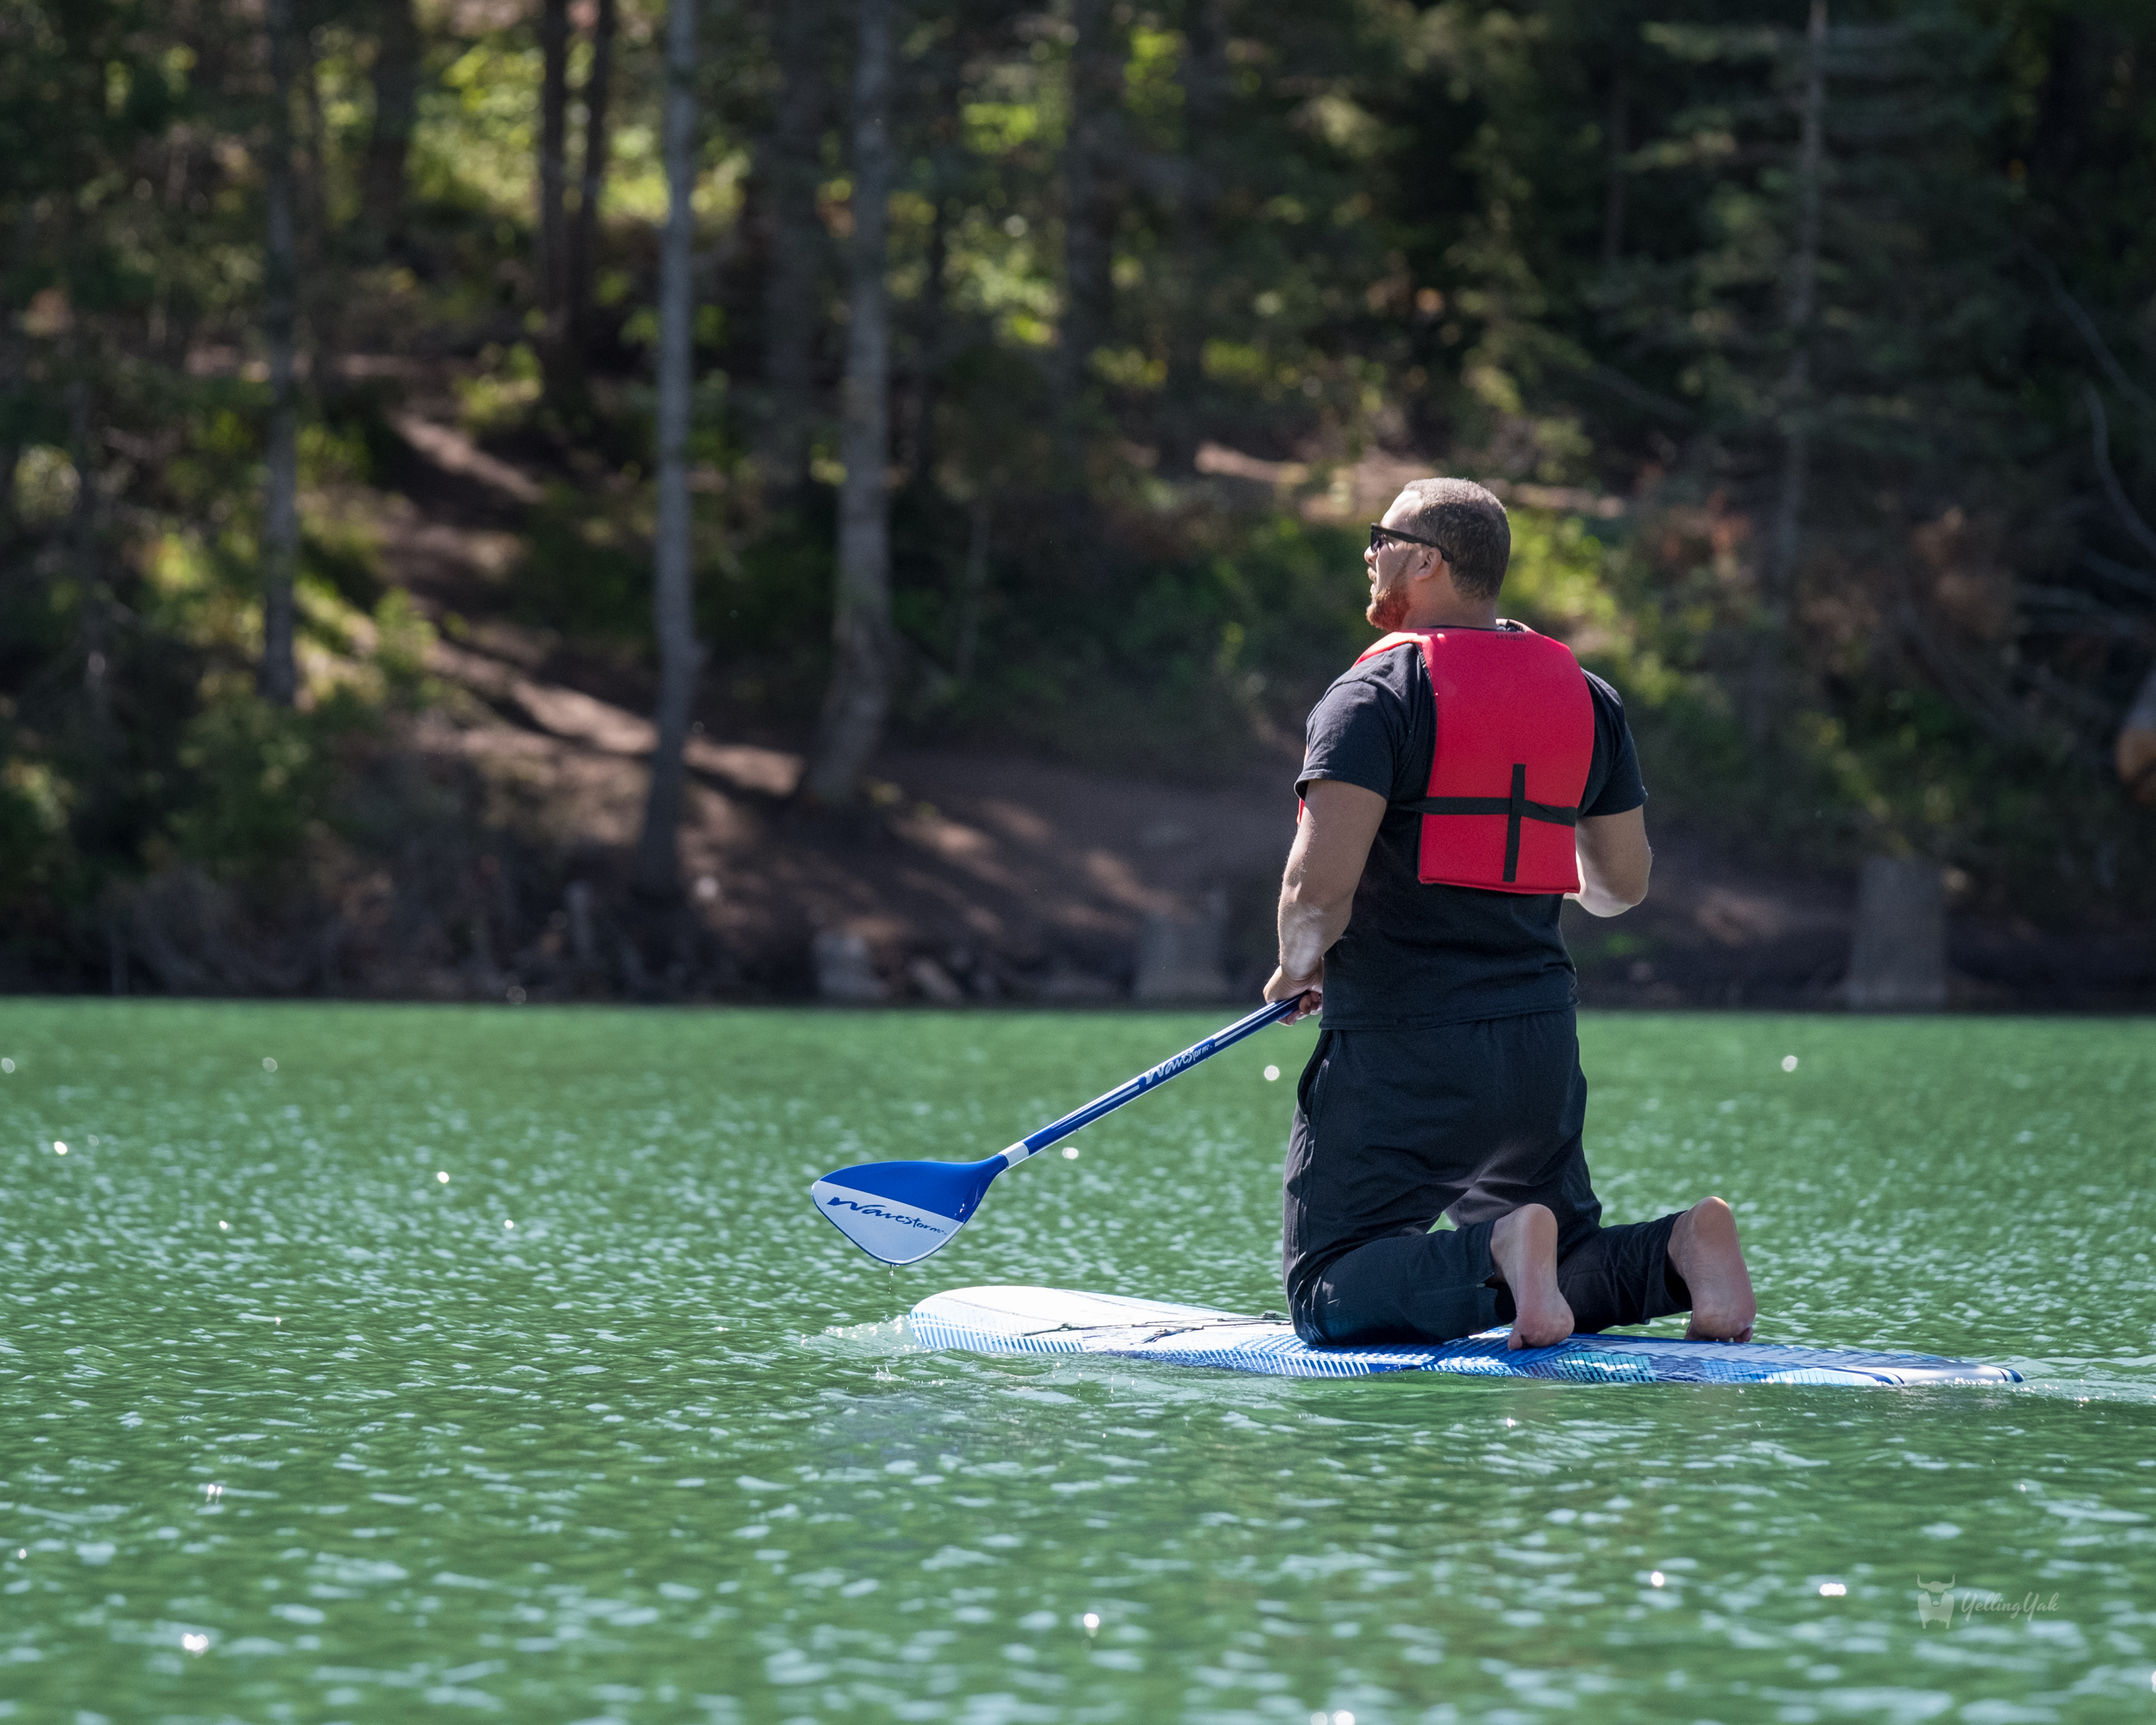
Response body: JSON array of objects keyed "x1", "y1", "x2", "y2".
[{"x1": 3, "y1": 0, "x2": 2152, "y2": 1005}]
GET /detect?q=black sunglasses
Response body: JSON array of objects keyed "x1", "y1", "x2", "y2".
[{"x1": 1369, "y1": 523, "x2": 1451, "y2": 561}]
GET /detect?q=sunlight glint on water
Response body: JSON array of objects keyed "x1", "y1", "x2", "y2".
[{"x1": 0, "y1": 1002, "x2": 2150, "y2": 1722}]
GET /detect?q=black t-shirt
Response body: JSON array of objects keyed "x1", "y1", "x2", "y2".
[{"x1": 1296, "y1": 626, "x2": 1646, "y2": 1029}]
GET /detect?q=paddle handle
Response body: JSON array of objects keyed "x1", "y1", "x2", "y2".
[{"x1": 999, "y1": 998, "x2": 1300, "y2": 1168}]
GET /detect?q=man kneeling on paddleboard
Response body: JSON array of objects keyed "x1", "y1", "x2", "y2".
[{"x1": 1263, "y1": 478, "x2": 1758, "y2": 1352}]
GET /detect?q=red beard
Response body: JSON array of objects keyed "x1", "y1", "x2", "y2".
[{"x1": 1365, "y1": 584, "x2": 1411, "y2": 631}]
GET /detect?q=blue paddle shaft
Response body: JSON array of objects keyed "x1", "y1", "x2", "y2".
[
  {"x1": 1001, "y1": 998, "x2": 1300, "y2": 1167},
  {"x1": 810, "y1": 997, "x2": 1300, "y2": 1265}
]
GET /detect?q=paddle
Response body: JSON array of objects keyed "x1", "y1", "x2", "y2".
[{"x1": 810, "y1": 997, "x2": 1301, "y2": 1265}]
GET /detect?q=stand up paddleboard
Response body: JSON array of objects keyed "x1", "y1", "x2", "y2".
[{"x1": 910, "y1": 1287, "x2": 2021, "y2": 1387}]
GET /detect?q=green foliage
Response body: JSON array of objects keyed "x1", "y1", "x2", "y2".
[
  {"x1": 712, "y1": 511, "x2": 838, "y2": 666},
  {"x1": 917, "y1": 513, "x2": 1375, "y2": 779},
  {"x1": 3, "y1": 0, "x2": 2153, "y2": 989},
  {"x1": 1509, "y1": 499, "x2": 2156, "y2": 909},
  {"x1": 516, "y1": 484, "x2": 655, "y2": 643},
  {"x1": 167, "y1": 686, "x2": 350, "y2": 875},
  {"x1": 516, "y1": 480, "x2": 837, "y2": 712},
  {"x1": 0, "y1": 756, "x2": 78, "y2": 909},
  {"x1": 455, "y1": 343, "x2": 545, "y2": 436}
]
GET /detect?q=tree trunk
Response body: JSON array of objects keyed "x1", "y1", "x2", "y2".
[
  {"x1": 802, "y1": 0, "x2": 895, "y2": 805},
  {"x1": 0, "y1": 210, "x2": 22, "y2": 547},
  {"x1": 260, "y1": 0, "x2": 300, "y2": 709},
  {"x1": 1159, "y1": 0, "x2": 1226, "y2": 477},
  {"x1": 298, "y1": 27, "x2": 330, "y2": 257},
  {"x1": 567, "y1": 0, "x2": 618, "y2": 348},
  {"x1": 2117, "y1": 663, "x2": 2156, "y2": 804},
  {"x1": 1846, "y1": 856, "x2": 1946, "y2": 1010},
  {"x1": 2029, "y1": 14, "x2": 2104, "y2": 185},
  {"x1": 361, "y1": 0, "x2": 419, "y2": 255},
  {"x1": 632, "y1": 0, "x2": 705, "y2": 900},
  {"x1": 756, "y1": 0, "x2": 829, "y2": 494},
  {"x1": 535, "y1": 0, "x2": 571, "y2": 337},
  {"x1": 1601, "y1": 66, "x2": 1629, "y2": 268},
  {"x1": 1056, "y1": 0, "x2": 1119, "y2": 455},
  {"x1": 954, "y1": 499, "x2": 988, "y2": 684},
  {"x1": 298, "y1": 28, "x2": 347, "y2": 361},
  {"x1": 908, "y1": 191, "x2": 948, "y2": 491},
  {"x1": 2084, "y1": 385, "x2": 2156, "y2": 561},
  {"x1": 69, "y1": 379, "x2": 111, "y2": 743},
  {"x1": 1745, "y1": 0, "x2": 1827, "y2": 747}
]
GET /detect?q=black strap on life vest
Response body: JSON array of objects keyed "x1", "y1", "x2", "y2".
[{"x1": 1399, "y1": 763, "x2": 1580, "y2": 884}]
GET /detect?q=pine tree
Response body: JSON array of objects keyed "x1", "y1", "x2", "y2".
[{"x1": 633, "y1": 0, "x2": 707, "y2": 897}]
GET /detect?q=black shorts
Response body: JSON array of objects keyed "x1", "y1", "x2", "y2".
[{"x1": 1283, "y1": 1009, "x2": 1690, "y2": 1346}]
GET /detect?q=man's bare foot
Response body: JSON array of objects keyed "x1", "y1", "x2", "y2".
[
  {"x1": 1490, "y1": 1203, "x2": 1574, "y2": 1351},
  {"x1": 1670, "y1": 1196, "x2": 1757, "y2": 1342}
]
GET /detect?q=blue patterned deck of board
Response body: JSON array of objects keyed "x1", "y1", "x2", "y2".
[{"x1": 908, "y1": 1287, "x2": 2021, "y2": 1388}]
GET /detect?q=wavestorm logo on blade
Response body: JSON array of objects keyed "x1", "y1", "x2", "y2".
[
  {"x1": 823, "y1": 1195, "x2": 950, "y2": 1233},
  {"x1": 1916, "y1": 1577, "x2": 1956, "y2": 1628}
]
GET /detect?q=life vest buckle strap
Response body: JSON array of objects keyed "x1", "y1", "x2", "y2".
[
  {"x1": 1397, "y1": 762, "x2": 1579, "y2": 885},
  {"x1": 1506, "y1": 761, "x2": 1525, "y2": 883},
  {"x1": 1400, "y1": 797, "x2": 1579, "y2": 826}
]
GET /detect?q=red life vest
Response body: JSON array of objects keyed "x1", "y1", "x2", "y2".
[{"x1": 1352, "y1": 624, "x2": 1595, "y2": 894}]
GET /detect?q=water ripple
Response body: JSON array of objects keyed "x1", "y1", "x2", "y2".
[{"x1": 0, "y1": 1004, "x2": 2148, "y2": 1721}]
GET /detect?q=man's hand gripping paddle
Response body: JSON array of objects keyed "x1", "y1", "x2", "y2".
[{"x1": 809, "y1": 999, "x2": 1300, "y2": 1265}]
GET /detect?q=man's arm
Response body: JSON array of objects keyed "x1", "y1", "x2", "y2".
[
  {"x1": 1570, "y1": 806, "x2": 1651, "y2": 916},
  {"x1": 1263, "y1": 778, "x2": 1388, "y2": 1020}
]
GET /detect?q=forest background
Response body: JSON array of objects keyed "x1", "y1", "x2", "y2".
[{"x1": 3, "y1": 0, "x2": 2153, "y2": 1002}]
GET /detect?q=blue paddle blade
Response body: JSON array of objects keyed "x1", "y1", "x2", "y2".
[{"x1": 811, "y1": 1155, "x2": 1006, "y2": 1265}]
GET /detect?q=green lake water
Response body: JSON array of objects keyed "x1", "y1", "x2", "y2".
[{"x1": 2, "y1": 1001, "x2": 2153, "y2": 1724}]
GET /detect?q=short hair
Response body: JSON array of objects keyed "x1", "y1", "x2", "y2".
[{"x1": 1396, "y1": 478, "x2": 1509, "y2": 601}]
